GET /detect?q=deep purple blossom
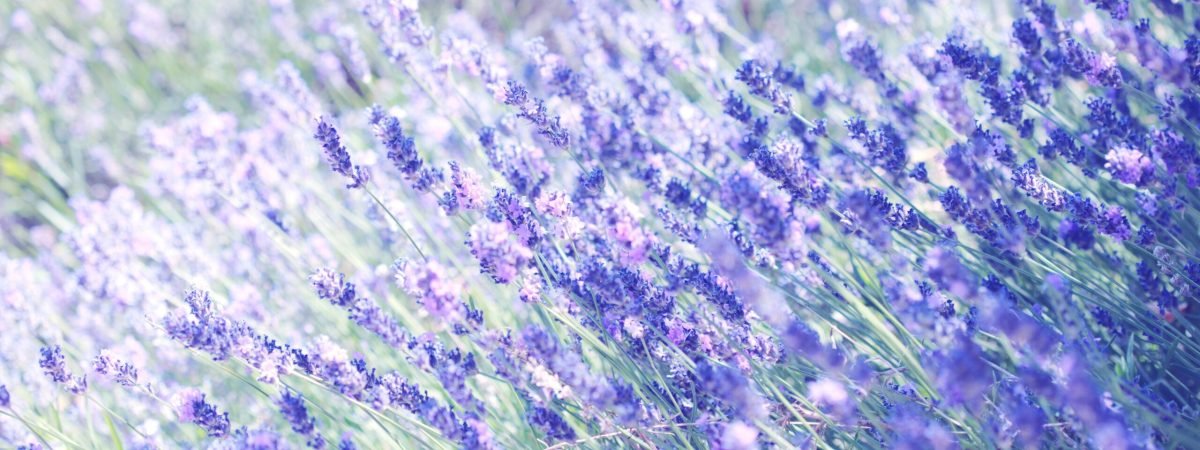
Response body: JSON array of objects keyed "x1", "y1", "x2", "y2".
[
  {"x1": 39, "y1": 346, "x2": 87, "y2": 394},
  {"x1": 502, "y1": 80, "x2": 570, "y2": 148},
  {"x1": 1086, "y1": 0, "x2": 1129, "y2": 19},
  {"x1": 314, "y1": 117, "x2": 369, "y2": 189},
  {"x1": 311, "y1": 268, "x2": 414, "y2": 349},
  {"x1": 736, "y1": 60, "x2": 792, "y2": 113},
  {"x1": 174, "y1": 388, "x2": 232, "y2": 437},
  {"x1": 924, "y1": 247, "x2": 977, "y2": 299},
  {"x1": 163, "y1": 289, "x2": 247, "y2": 361},
  {"x1": 278, "y1": 390, "x2": 324, "y2": 449},
  {"x1": 93, "y1": 352, "x2": 139, "y2": 387},
  {"x1": 467, "y1": 221, "x2": 533, "y2": 284},
  {"x1": 722, "y1": 90, "x2": 754, "y2": 123},
  {"x1": 527, "y1": 406, "x2": 575, "y2": 442}
]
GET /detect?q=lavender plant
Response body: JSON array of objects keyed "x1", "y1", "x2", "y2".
[{"x1": 2, "y1": 0, "x2": 1200, "y2": 448}]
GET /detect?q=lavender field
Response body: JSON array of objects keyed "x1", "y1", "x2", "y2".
[{"x1": 2, "y1": 0, "x2": 1199, "y2": 448}]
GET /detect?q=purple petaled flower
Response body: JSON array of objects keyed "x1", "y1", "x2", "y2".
[
  {"x1": 844, "y1": 117, "x2": 908, "y2": 176},
  {"x1": 307, "y1": 337, "x2": 368, "y2": 397},
  {"x1": 163, "y1": 289, "x2": 247, "y2": 361},
  {"x1": 526, "y1": 405, "x2": 575, "y2": 442},
  {"x1": 696, "y1": 360, "x2": 766, "y2": 419},
  {"x1": 0, "y1": 385, "x2": 9, "y2": 408},
  {"x1": 375, "y1": 113, "x2": 421, "y2": 175},
  {"x1": 939, "y1": 186, "x2": 971, "y2": 221},
  {"x1": 782, "y1": 321, "x2": 846, "y2": 369},
  {"x1": 1012, "y1": 18, "x2": 1041, "y2": 55},
  {"x1": 735, "y1": 60, "x2": 792, "y2": 113},
  {"x1": 1057, "y1": 219, "x2": 1096, "y2": 249},
  {"x1": 93, "y1": 352, "x2": 139, "y2": 387},
  {"x1": 1012, "y1": 159, "x2": 1066, "y2": 211},
  {"x1": 924, "y1": 247, "x2": 977, "y2": 299},
  {"x1": 842, "y1": 34, "x2": 899, "y2": 97},
  {"x1": 369, "y1": 107, "x2": 443, "y2": 192},
  {"x1": 933, "y1": 337, "x2": 994, "y2": 410},
  {"x1": 310, "y1": 268, "x2": 357, "y2": 308},
  {"x1": 1104, "y1": 147, "x2": 1154, "y2": 185},
  {"x1": 314, "y1": 117, "x2": 369, "y2": 189},
  {"x1": 467, "y1": 221, "x2": 533, "y2": 284},
  {"x1": 39, "y1": 345, "x2": 87, "y2": 394},
  {"x1": 278, "y1": 390, "x2": 324, "y2": 449},
  {"x1": 1086, "y1": 0, "x2": 1129, "y2": 19},
  {"x1": 1151, "y1": 128, "x2": 1196, "y2": 175},
  {"x1": 722, "y1": 90, "x2": 754, "y2": 123},
  {"x1": 334, "y1": 26, "x2": 370, "y2": 82},
  {"x1": 311, "y1": 268, "x2": 413, "y2": 349},
  {"x1": 714, "y1": 421, "x2": 759, "y2": 450},
  {"x1": 502, "y1": 80, "x2": 570, "y2": 148},
  {"x1": 163, "y1": 290, "x2": 297, "y2": 383},
  {"x1": 1097, "y1": 206, "x2": 1133, "y2": 241},
  {"x1": 440, "y1": 161, "x2": 485, "y2": 214},
  {"x1": 396, "y1": 260, "x2": 464, "y2": 321},
  {"x1": 361, "y1": 0, "x2": 431, "y2": 52},
  {"x1": 174, "y1": 388, "x2": 231, "y2": 437}
]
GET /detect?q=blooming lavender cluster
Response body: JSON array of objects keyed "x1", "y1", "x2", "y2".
[{"x1": 3, "y1": 0, "x2": 1200, "y2": 448}]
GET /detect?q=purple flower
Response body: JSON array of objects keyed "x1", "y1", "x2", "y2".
[
  {"x1": 933, "y1": 337, "x2": 993, "y2": 410},
  {"x1": 1012, "y1": 159, "x2": 1067, "y2": 211},
  {"x1": 310, "y1": 268, "x2": 357, "y2": 308},
  {"x1": 311, "y1": 269, "x2": 414, "y2": 349},
  {"x1": 307, "y1": 337, "x2": 368, "y2": 397},
  {"x1": 1151, "y1": 128, "x2": 1196, "y2": 175},
  {"x1": 1104, "y1": 147, "x2": 1154, "y2": 185},
  {"x1": 527, "y1": 405, "x2": 575, "y2": 442},
  {"x1": 314, "y1": 117, "x2": 369, "y2": 189},
  {"x1": 278, "y1": 390, "x2": 324, "y2": 449},
  {"x1": 369, "y1": 107, "x2": 443, "y2": 192},
  {"x1": 924, "y1": 247, "x2": 976, "y2": 299},
  {"x1": 439, "y1": 162, "x2": 485, "y2": 214},
  {"x1": 735, "y1": 60, "x2": 792, "y2": 113},
  {"x1": 502, "y1": 80, "x2": 570, "y2": 148},
  {"x1": 807, "y1": 378, "x2": 855, "y2": 421},
  {"x1": 844, "y1": 117, "x2": 908, "y2": 176},
  {"x1": 722, "y1": 91, "x2": 754, "y2": 123},
  {"x1": 163, "y1": 290, "x2": 297, "y2": 383},
  {"x1": 1058, "y1": 219, "x2": 1096, "y2": 249},
  {"x1": 174, "y1": 388, "x2": 231, "y2": 437},
  {"x1": 163, "y1": 289, "x2": 246, "y2": 361},
  {"x1": 1098, "y1": 206, "x2": 1133, "y2": 241},
  {"x1": 467, "y1": 221, "x2": 533, "y2": 284},
  {"x1": 1086, "y1": 0, "x2": 1129, "y2": 19},
  {"x1": 396, "y1": 260, "x2": 464, "y2": 321},
  {"x1": 1012, "y1": 18, "x2": 1041, "y2": 55},
  {"x1": 782, "y1": 321, "x2": 846, "y2": 369},
  {"x1": 93, "y1": 352, "x2": 139, "y2": 387},
  {"x1": 0, "y1": 385, "x2": 9, "y2": 408},
  {"x1": 695, "y1": 360, "x2": 765, "y2": 419},
  {"x1": 39, "y1": 345, "x2": 87, "y2": 394}
]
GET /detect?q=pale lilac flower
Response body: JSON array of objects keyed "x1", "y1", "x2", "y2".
[{"x1": 1104, "y1": 147, "x2": 1154, "y2": 186}]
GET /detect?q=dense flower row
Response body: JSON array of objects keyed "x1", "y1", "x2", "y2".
[{"x1": 2, "y1": 0, "x2": 1200, "y2": 448}]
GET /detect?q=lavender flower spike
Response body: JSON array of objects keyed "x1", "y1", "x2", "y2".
[
  {"x1": 39, "y1": 345, "x2": 87, "y2": 394},
  {"x1": 278, "y1": 389, "x2": 325, "y2": 449},
  {"x1": 174, "y1": 388, "x2": 232, "y2": 437},
  {"x1": 314, "y1": 116, "x2": 370, "y2": 189}
]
